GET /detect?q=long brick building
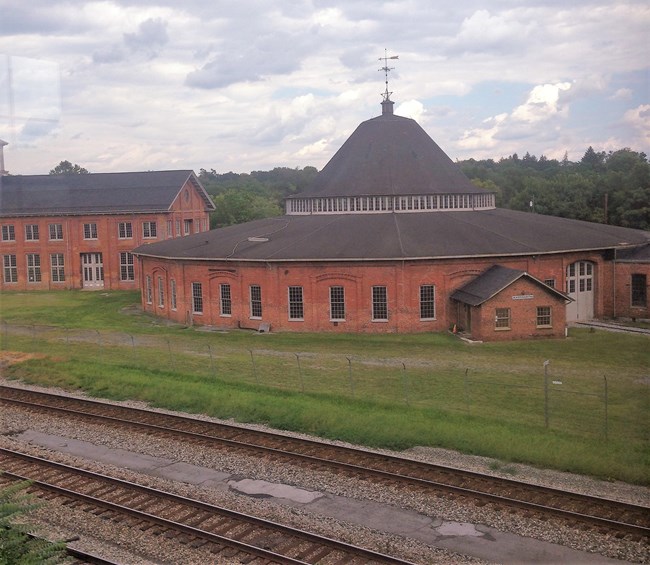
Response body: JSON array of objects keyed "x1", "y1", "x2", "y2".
[
  {"x1": 0, "y1": 165, "x2": 214, "y2": 291},
  {"x1": 133, "y1": 98, "x2": 649, "y2": 340}
]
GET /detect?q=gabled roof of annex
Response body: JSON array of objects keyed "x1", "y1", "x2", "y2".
[
  {"x1": 0, "y1": 170, "x2": 215, "y2": 217},
  {"x1": 450, "y1": 265, "x2": 571, "y2": 306}
]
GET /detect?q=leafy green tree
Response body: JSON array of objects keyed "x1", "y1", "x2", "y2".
[
  {"x1": 0, "y1": 478, "x2": 69, "y2": 564},
  {"x1": 459, "y1": 146, "x2": 649, "y2": 230},
  {"x1": 49, "y1": 160, "x2": 89, "y2": 175},
  {"x1": 211, "y1": 189, "x2": 282, "y2": 228}
]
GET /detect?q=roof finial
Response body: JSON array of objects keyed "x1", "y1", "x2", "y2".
[{"x1": 378, "y1": 49, "x2": 398, "y2": 115}]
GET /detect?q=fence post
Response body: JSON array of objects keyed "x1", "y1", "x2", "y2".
[
  {"x1": 248, "y1": 349, "x2": 259, "y2": 385},
  {"x1": 166, "y1": 338, "x2": 175, "y2": 371},
  {"x1": 129, "y1": 334, "x2": 137, "y2": 364},
  {"x1": 464, "y1": 368, "x2": 470, "y2": 415},
  {"x1": 95, "y1": 329, "x2": 102, "y2": 363},
  {"x1": 295, "y1": 353, "x2": 305, "y2": 393},
  {"x1": 401, "y1": 363, "x2": 410, "y2": 407},
  {"x1": 346, "y1": 356, "x2": 355, "y2": 397},
  {"x1": 207, "y1": 344, "x2": 216, "y2": 377},
  {"x1": 603, "y1": 375, "x2": 609, "y2": 441},
  {"x1": 543, "y1": 360, "x2": 550, "y2": 428}
]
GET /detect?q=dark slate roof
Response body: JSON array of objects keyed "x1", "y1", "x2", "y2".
[
  {"x1": 450, "y1": 265, "x2": 570, "y2": 306},
  {"x1": 293, "y1": 113, "x2": 485, "y2": 198},
  {"x1": 133, "y1": 207, "x2": 650, "y2": 262},
  {"x1": 0, "y1": 170, "x2": 214, "y2": 217}
]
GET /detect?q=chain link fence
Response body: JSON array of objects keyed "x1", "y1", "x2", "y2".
[{"x1": 1, "y1": 322, "x2": 645, "y2": 443}]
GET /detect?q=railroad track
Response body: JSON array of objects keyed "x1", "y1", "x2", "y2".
[
  {"x1": 0, "y1": 448, "x2": 412, "y2": 565},
  {"x1": 2, "y1": 385, "x2": 649, "y2": 542}
]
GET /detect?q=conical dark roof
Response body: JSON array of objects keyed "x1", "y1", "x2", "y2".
[{"x1": 299, "y1": 112, "x2": 483, "y2": 198}]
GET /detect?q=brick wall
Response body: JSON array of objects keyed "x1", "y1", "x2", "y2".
[
  {"x1": 138, "y1": 253, "x2": 597, "y2": 336},
  {"x1": 466, "y1": 278, "x2": 568, "y2": 342},
  {"x1": 1, "y1": 179, "x2": 211, "y2": 291},
  {"x1": 610, "y1": 261, "x2": 650, "y2": 320}
]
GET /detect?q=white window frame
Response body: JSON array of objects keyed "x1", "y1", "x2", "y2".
[
  {"x1": 329, "y1": 286, "x2": 345, "y2": 321},
  {"x1": 250, "y1": 285, "x2": 262, "y2": 319},
  {"x1": 118, "y1": 222, "x2": 133, "y2": 239},
  {"x1": 25, "y1": 224, "x2": 39, "y2": 241},
  {"x1": 192, "y1": 282, "x2": 203, "y2": 314},
  {"x1": 170, "y1": 279, "x2": 177, "y2": 311},
  {"x1": 143, "y1": 221, "x2": 157, "y2": 239},
  {"x1": 26, "y1": 253, "x2": 41, "y2": 283},
  {"x1": 157, "y1": 276, "x2": 165, "y2": 308},
  {"x1": 83, "y1": 223, "x2": 98, "y2": 240},
  {"x1": 495, "y1": 308, "x2": 511, "y2": 330},
  {"x1": 536, "y1": 306, "x2": 552, "y2": 328},
  {"x1": 119, "y1": 252, "x2": 135, "y2": 281},
  {"x1": 288, "y1": 286, "x2": 304, "y2": 321},
  {"x1": 50, "y1": 253, "x2": 65, "y2": 283},
  {"x1": 419, "y1": 284, "x2": 436, "y2": 320},
  {"x1": 1, "y1": 225, "x2": 15, "y2": 241},
  {"x1": 371, "y1": 286, "x2": 388, "y2": 321},
  {"x1": 145, "y1": 275, "x2": 152, "y2": 304},
  {"x1": 3, "y1": 254, "x2": 17, "y2": 283},
  {"x1": 49, "y1": 223, "x2": 63, "y2": 241},
  {"x1": 220, "y1": 283, "x2": 232, "y2": 316}
]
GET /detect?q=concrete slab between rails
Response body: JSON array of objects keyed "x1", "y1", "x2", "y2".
[{"x1": 16, "y1": 430, "x2": 624, "y2": 565}]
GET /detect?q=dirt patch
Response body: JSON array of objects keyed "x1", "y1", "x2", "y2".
[{"x1": 0, "y1": 351, "x2": 46, "y2": 369}]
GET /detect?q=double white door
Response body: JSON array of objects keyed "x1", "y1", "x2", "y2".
[{"x1": 82, "y1": 253, "x2": 104, "y2": 289}]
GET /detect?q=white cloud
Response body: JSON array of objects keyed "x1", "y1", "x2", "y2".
[
  {"x1": 610, "y1": 88, "x2": 633, "y2": 100},
  {"x1": 395, "y1": 99, "x2": 424, "y2": 121},
  {"x1": 511, "y1": 82, "x2": 572, "y2": 123},
  {"x1": 0, "y1": 1, "x2": 648, "y2": 172},
  {"x1": 623, "y1": 104, "x2": 650, "y2": 144}
]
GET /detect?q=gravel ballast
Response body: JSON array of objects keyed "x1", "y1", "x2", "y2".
[{"x1": 1, "y1": 377, "x2": 648, "y2": 564}]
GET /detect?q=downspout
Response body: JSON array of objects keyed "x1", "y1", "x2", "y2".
[{"x1": 612, "y1": 248, "x2": 617, "y2": 319}]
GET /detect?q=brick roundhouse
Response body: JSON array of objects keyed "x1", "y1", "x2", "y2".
[{"x1": 134, "y1": 98, "x2": 649, "y2": 341}]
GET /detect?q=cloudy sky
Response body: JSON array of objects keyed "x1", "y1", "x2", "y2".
[{"x1": 1, "y1": 0, "x2": 648, "y2": 175}]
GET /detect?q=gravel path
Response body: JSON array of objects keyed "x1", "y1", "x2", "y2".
[{"x1": 1, "y1": 377, "x2": 648, "y2": 564}]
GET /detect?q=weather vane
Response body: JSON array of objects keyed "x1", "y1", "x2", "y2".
[{"x1": 378, "y1": 49, "x2": 399, "y2": 102}]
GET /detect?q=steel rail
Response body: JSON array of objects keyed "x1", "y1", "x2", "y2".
[
  {"x1": 0, "y1": 447, "x2": 413, "y2": 565},
  {"x1": 2, "y1": 385, "x2": 648, "y2": 540}
]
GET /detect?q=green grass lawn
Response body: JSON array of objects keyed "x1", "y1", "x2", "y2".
[{"x1": 1, "y1": 290, "x2": 648, "y2": 485}]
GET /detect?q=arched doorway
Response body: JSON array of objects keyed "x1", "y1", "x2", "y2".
[{"x1": 566, "y1": 261, "x2": 594, "y2": 321}]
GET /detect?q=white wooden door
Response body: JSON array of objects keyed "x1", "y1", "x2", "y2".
[
  {"x1": 566, "y1": 261, "x2": 594, "y2": 321},
  {"x1": 81, "y1": 253, "x2": 104, "y2": 289}
]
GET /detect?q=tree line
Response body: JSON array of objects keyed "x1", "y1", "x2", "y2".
[
  {"x1": 49, "y1": 146, "x2": 649, "y2": 231},
  {"x1": 197, "y1": 147, "x2": 649, "y2": 230},
  {"x1": 458, "y1": 147, "x2": 649, "y2": 230}
]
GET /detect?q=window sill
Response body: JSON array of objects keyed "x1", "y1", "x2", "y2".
[
  {"x1": 494, "y1": 327, "x2": 511, "y2": 331},
  {"x1": 371, "y1": 319, "x2": 389, "y2": 323}
]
